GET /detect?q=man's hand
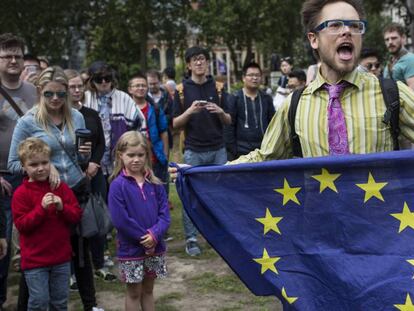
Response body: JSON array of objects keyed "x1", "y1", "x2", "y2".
[
  {"x1": 0, "y1": 239, "x2": 7, "y2": 260},
  {"x1": 0, "y1": 177, "x2": 12, "y2": 197},
  {"x1": 168, "y1": 164, "x2": 191, "y2": 183}
]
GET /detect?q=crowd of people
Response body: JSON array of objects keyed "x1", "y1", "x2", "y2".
[{"x1": 1, "y1": 0, "x2": 414, "y2": 310}]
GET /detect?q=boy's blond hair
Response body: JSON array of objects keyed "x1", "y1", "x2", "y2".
[{"x1": 18, "y1": 137, "x2": 51, "y2": 165}]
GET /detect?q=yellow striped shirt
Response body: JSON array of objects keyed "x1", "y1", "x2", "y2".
[{"x1": 231, "y1": 69, "x2": 414, "y2": 164}]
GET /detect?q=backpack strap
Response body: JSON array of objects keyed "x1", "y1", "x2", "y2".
[
  {"x1": 379, "y1": 78, "x2": 400, "y2": 151},
  {"x1": 288, "y1": 87, "x2": 305, "y2": 158},
  {"x1": 176, "y1": 83, "x2": 185, "y2": 111}
]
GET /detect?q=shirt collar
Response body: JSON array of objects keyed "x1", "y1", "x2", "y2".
[{"x1": 308, "y1": 67, "x2": 363, "y2": 95}]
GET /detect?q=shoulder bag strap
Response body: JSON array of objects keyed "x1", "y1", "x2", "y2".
[{"x1": 0, "y1": 84, "x2": 24, "y2": 117}]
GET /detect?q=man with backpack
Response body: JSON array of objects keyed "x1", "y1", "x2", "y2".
[
  {"x1": 231, "y1": 0, "x2": 414, "y2": 164},
  {"x1": 226, "y1": 62, "x2": 275, "y2": 160},
  {"x1": 172, "y1": 46, "x2": 231, "y2": 256}
]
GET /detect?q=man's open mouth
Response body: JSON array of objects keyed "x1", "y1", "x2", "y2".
[{"x1": 337, "y1": 43, "x2": 354, "y2": 61}]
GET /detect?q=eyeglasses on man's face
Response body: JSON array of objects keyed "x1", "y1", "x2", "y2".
[
  {"x1": 43, "y1": 91, "x2": 67, "y2": 99},
  {"x1": 0, "y1": 54, "x2": 23, "y2": 62},
  {"x1": 190, "y1": 55, "x2": 207, "y2": 63},
  {"x1": 245, "y1": 73, "x2": 261, "y2": 78},
  {"x1": 312, "y1": 19, "x2": 367, "y2": 35}
]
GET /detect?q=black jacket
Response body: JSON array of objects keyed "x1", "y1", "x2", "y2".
[
  {"x1": 172, "y1": 76, "x2": 229, "y2": 152},
  {"x1": 225, "y1": 89, "x2": 275, "y2": 159}
]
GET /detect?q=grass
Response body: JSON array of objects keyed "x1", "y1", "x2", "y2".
[{"x1": 189, "y1": 272, "x2": 246, "y2": 294}]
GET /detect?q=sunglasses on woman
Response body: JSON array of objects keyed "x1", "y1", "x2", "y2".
[
  {"x1": 43, "y1": 91, "x2": 67, "y2": 98},
  {"x1": 93, "y1": 75, "x2": 113, "y2": 84}
]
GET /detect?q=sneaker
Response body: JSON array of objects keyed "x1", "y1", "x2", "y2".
[
  {"x1": 103, "y1": 255, "x2": 114, "y2": 267},
  {"x1": 70, "y1": 275, "x2": 78, "y2": 292},
  {"x1": 185, "y1": 240, "x2": 201, "y2": 256},
  {"x1": 164, "y1": 233, "x2": 174, "y2": 242},
  {"x1": 95, "y1": 268, "x2": 117, "y2": 282},
  {"x1": 92, "y1": 307, "x2": 105, "y2": 311}
]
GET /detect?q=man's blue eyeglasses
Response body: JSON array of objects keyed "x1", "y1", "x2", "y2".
[{"x1": 312, "y1": 20, "x2": 367, "y2": 34}]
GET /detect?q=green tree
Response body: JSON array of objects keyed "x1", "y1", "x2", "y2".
[
  {"x1": 0, "y1": 0, "x2": 90, "y2": 65},
  {"x1": 189, "y1": 0, "x2": 303, "y2": 79}
]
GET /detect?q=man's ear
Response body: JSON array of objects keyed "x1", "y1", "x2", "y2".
[
  {"x1": 308, "y1": 32, "x2": 319, "y2": 50},
  {"x1": 402, "y1": 34, "x2": 408, "y2": 45}
]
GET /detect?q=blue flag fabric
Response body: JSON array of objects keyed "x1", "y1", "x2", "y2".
[{"x1": 175, "y1": 150, "x2": 414, "y2": 310}]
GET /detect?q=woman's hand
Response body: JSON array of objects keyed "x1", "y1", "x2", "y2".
[
  {"x1": 78, "y1": 141, "x2": 92, "y2": 156},
  {"x1": 86, "y1": 162, "x2": 100, "y2": 178},
  {"x1": 49, "y1": 164, "x2": 61, "y2": 190}
]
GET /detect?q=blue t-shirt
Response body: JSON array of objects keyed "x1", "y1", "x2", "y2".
[{"x1": 384, "y1": 52, "x2": 414, "y2": 84}]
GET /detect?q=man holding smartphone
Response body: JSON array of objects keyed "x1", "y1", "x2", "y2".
[{"x1": 172, "y1": 46, "x2": 231, "y2": 256}]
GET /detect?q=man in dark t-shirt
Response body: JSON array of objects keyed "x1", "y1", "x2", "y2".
[{"x1": 172, "y1": 46, "x2": 231, "y2": 256}]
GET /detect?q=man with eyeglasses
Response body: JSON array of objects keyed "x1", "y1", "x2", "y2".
[
  {"x1": 383, "y1": 22, "x2": 414, "y2": 90},
  {"x1": 225, "y1": 62, "x2": 274, "y2": 160},
  {"x1": 0, "y1": 33, "x2": 37, "y2": 310},
  {"x1": 357, "y1": 47, "x2": 382, "y2": 78},
  {"x1": 172, "y1": 46, "x2": 231, "y2": 256},
  {"x1": 229, "y1": 0, "x2": 414, "y2": 163}
]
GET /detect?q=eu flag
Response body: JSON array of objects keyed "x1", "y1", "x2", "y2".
[{"x1": 175, "y1": 150, "x2": 414, "y2": 310}]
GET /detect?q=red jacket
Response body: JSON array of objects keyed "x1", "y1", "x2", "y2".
[{"x1": 12, "y1": 178, "x2": 82, "y2": 270}]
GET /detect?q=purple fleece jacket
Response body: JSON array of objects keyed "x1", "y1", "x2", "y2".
[{"x1": 108, "y1": 171, "x2": 170, "y2": 260}]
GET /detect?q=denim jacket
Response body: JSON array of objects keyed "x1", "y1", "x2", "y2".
[{"x1": 8, "y1": 107, "x2": 88, "y2": 188}]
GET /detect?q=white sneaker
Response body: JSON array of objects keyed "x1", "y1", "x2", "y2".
[{"x1": 92, "y1": 307, "x2": 105, "y2": 311}]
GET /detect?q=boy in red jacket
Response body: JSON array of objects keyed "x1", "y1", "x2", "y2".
[{"x1": 11, "y1": 138, "x2": 82, "y2": 311}]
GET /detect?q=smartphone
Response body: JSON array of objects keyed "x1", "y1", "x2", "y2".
[
  {"x1": 198, "y1": 100, "x2": 208, "y2": 106},
  {"x1": 26, "y1": 65, "x2": 38, "y2": 74}
]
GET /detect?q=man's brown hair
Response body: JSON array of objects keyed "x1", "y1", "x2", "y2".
[
  {"x1": 301, "y1": 0, "x2": 366, "y2": 33},
  {"x1": 0, "y1": 33, "x2": 24, "y2": 53},
  {"x1": 383, "y1": 22, "x2": 405, "y2": 37}
]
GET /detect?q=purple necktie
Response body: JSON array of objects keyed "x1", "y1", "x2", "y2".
[{"x1": 324, "y1": 82, "x2": 350, "y2": 155}]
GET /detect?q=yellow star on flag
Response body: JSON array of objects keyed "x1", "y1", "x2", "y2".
[
  {"x1": 311, "y1": 168, "x2": 341, "y2": 193},
  {"x1": 406, "y1": 259, "x2": 414, "y2": 279},
  {"x1": 255, "y1": 208, "x2": 283, "y2": 235},
  {"x1": 274, "y1": 178, "x2": 301, "y2": 206},
  {"x1": 253, "y1": 248, "x2": 280, "y2": 275},
  {"x1": 356, "y1": 172, "x2": 388, "y2": 203},
  {"x1": 394, "y1": 293, "x2": 414, "y2": 311},
  {"x1": 281, "y1": 287, "x2": 298, "y2": 304},
  {"x1": 391, "y1": 202, "x2": 414, "y2": 233}
]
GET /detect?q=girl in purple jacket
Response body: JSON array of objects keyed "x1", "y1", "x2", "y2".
[{"x1": 108, "y1": 131, "x2": 170, "y2": 311}]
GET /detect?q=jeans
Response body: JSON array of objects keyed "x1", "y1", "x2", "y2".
[
  {"x1": 24, "y1": 261, "x2": 71, "y2": 311},
  {"x1": 88, "y1": 169, "x2": 107, "y2": 270},
  {"x1": 0, "y1": 173, "x2": 22, "y2": 305},
  {"x1": 182, "y1": 148, "x2": 227, "y2": 240}
]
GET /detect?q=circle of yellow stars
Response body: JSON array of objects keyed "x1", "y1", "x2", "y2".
[{"x1": 251, "y1": 168, "x2": 414, "y2": 307}]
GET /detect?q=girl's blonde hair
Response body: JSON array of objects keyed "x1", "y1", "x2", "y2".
[
  {"x1": 36, "y1": 66, "x2": 74, "y2": 136},
  {"x1": 109, "y1": 131, "x2": 161, "y2": 184}
]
